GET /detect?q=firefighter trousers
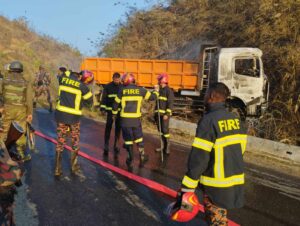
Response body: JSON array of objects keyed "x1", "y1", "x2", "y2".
[{"x1": 104, "y1": 112, "x2": 121, "y2": 150}]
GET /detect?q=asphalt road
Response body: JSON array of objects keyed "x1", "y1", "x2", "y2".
[{"x1": 10, "y1": 109, "x2": 300, "y2": 226}]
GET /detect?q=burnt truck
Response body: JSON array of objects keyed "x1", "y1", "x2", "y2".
[{"x1": 80, "y1": 46, "x2": 269, "y2": 119}]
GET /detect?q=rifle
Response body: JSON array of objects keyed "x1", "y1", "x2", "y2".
[{"x1": 26, "y1": 122, "x2": 35, "y2": 151}]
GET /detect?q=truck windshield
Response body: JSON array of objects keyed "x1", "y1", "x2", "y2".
[{"x1": 235, "y1": 58, "x2": 260, "y2": 78}]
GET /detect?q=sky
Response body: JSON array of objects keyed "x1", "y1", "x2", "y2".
[{"x1": 0, "y1": 0, "x2": 162, "y2": 56}]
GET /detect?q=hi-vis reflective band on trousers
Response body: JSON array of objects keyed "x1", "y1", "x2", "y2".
[
  {"x1": 158, "y1": 96, "x2": 167, "y2": 101},
  {"x1": 124, "y1": 137, "x2": 143, "y2": 145},
  {"x1": 108, "y1": 94, "x2": 117, "y2": 98},
  {"x1": 184, "y1": 134, "x2": 247, "y2": 188},
  {"x1": 56, "y1": 85, "x2": 92, "y2": 115}
]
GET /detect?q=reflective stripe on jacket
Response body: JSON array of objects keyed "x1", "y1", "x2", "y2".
[
  {"x1": 112, "y1": 84, "x2": 158, "y2": 127},
  {"x1": 56, "y1": 74, "x2": 92, "y2": 116},
  {"x1": 100, "y1": 82, "x2": 121, "y2": 111},
  {"x1": 154, "y1": 85, "x2": 174, "y2": 116},
  {"x1": 181, "y1": 102, "x2": 247, "y2": 209}
]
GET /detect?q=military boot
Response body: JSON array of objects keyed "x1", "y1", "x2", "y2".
[
  {"x1": 71, "y1": 151, "x2": 81, "y2": 174},
  {"x1": 49, "y1": 103, "x2": 53, "y2": 112},
  {"x1": 126, "y1": 146, "x2": 133, "y2": 167},
  {"x1": 138, "y1": 147, "x2": 149, "y2": 167},
  {"x1": 54, "y1": 151, "x2": 62, "y2": 176}
]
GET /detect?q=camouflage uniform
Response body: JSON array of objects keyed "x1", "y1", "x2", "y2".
[
  {"x1": 0, "y1": 71, "x2": 33, "y2": 160},
  {"x1": 33, "y1": 68, "x2": 52, "y2": 111},
  {"x1": 0, "y1": 141, "x2": 20, "y2": 225}
]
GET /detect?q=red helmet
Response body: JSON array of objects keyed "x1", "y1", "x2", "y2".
[
  {"x1": 80, "y1": 70, "x2": 94, "y2": 85},
  {"x1": 167, "y1": 192, "x2": 199, "y2": 222},
  {"x1": 121, "y1": 73, "x2": 135, "y2": 86},
  {"x1": 157, "y1": 73, "x2": 168, "y2": 84}
]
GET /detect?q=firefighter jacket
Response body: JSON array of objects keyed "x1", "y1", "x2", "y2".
[
  {"x1": 0, "y1": 72, "x2": 33, "y2": 115},
  {"x1": 155, "y1": 85, "x2": 174, "y2": 117},
  {"x1": 112, "y1": 84, "x2": 158, "y2": 127},
  {"x1": 100, "y1": 82, "x2": 121, "y2": 112},
  {"x1": 55, "y1": 73, "x2": 93, "y2": 124},
  {"x1": 181, "y1": 102, "x2": 247, "y2": 209}
]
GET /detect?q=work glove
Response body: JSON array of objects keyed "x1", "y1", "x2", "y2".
[{"x1": 174, "y1": 188, "x2": 195, "y2": 209}]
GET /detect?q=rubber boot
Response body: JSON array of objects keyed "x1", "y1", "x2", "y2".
[
  {"x1": 71, "y1": 151, "x2": 80, "y2": 174},
  {"x1": 138, "y1": 147, "x2": 148, "y2": 167},
  {"x1": 103, "y1": 143, "x2": 109, "y2": 156},
  {"x1": 155, "y1": 137, "x2": 164, "y2": 152},
  {"x1": 126, "y1": 146, "x2": 133, "y2": 167},
  {"x1": 54, "y1": 151, "x2": 62, "y2": 176},
  {"x1": 113, "y1": 146, "x2": 120, "y2": 159},
  {"x1": 33, "y1": 102, "x2": 37, "y2": 109},
  {"x1": 163, "y1": 138, "x2": 170, "y2": 155}
]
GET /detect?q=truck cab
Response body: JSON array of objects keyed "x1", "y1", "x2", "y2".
[{"x1": 203, "y1": 47, "x2": 269, "y2": 119}]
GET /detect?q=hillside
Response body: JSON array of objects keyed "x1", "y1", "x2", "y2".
[
  {"x1": 100, "y1": 0, "x2": 300, "y2": 144},
  {"x1": 0, "y1": 15, "x2": 82, "y2": 99}
]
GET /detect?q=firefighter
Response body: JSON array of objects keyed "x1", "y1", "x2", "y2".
[
  {"x1": 154, "y1": 73, "x2": 174, "y2": 155},
  {"x1": 54, "y1": 71, "x2": 93, "y2": 176},
  {"x1": 112, "y1": 73, "x2": 158, "y2": 167},
  {"x1": 100, "y1": 72, "x2": 122, "y2": 156},
  {"x1": 33, "y1": 65, "x2": 52, "y2": 112},
  {"x1": 0, "y1": 61, "x2": 33, "y2": 161},
  {"x1": 172, "y1": 83, "x2": 247, "y2": 225}
]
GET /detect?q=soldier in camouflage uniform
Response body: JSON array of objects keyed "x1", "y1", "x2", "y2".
[
  {"x1": 33, "y1": 65, "x2": 52, "y2": 112},
  {"x1": 0, "y1": 61, "x2": 33, "y2": 161},
  {"x1": 0, "y1": 141, "x2": 21, "y2": 225}
]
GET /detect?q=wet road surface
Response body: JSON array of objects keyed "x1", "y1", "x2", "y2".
[{"x1": 11, "y1": 109, "x2": 300, "y2": 225}]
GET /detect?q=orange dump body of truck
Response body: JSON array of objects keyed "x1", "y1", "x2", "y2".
[{"x1": 80, "y1": 58, "x2": 199, "y2": 91}]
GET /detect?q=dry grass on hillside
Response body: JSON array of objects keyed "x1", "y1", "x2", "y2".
[{"x1": 100, "y1": 0, "x2": 300, "y2": 144}]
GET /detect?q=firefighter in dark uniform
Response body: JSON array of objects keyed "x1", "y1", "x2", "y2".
[
  {"x1": 154, "y1": 73, "x2": 174, "y2": 155},
  {"x1": 100, "y1": 72, "x2": 121, "y2": 156},
  {"x1": 112, "y1": 73, "x2": 158, "y2": 167},
  {"x1": 54, "y1": 71, "x2": 93, "y2": 176},
  {"x1": 174, "y1": 83, "x2": 247, "y2": 225}
]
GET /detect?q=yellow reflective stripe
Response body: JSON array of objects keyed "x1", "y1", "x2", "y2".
[
  {"x1": 155, "y1": 110, "x2": 166, "y2": 113},
  {"x1": 213, "y1": 134, "x2": 247, "y2": 179},
  {"x1": 108, "y1": 94, "x2": 117, "y2": 98},
  {"x1": 200, "y1": 174, "x2": 245, "y2": 188},
  {"x1": 112, "y1": 110, "x2": 118, "y2": 114},
  {"x1": 125, "y1": 141, "x2": 134, "y2": 145},
  {"x1": 56, "y1": 105, "x2": 82, "y2": 115},
  {"x1": 58, "y1": 85, "x2": 82, "y2": 112},
  {"x1": 65, "y1": 71, "x2": 71, "y2": 77},
  {"x1": 163, "y1": 134, "x2": 170, "y2": 138},
  {"x1": 134, "y1": 138, "x2": 143, "y2": 143},
  {"x1": 83, "y1": 91, "x2": 92, "y2": 100},
  {"x1": 166, "y1": 109, "x2": 172, "y2": 113},
  {"x1": 192, "y1": 137, "x2": 214, "y2": 152},
  {"x1": 106, "y1": 107, "x2": 112, "y2": 111},
  {"x1": 159, "y1": 96, "x2": 167, "y2": 101},
  {"x1": 215, "y1": 134, "x2": 247, "y2": 145},
  {"x1": 100, "y1": 105, "x2": 106, "y2": 108},
  {"x1": 153, "y1": 91, "x2": 159, "y2": 96},
  {"x1": 145, "y1": 91, "x2": 151, "y2": 100},
  {"x1": 182, "y1": 175, "x2": 199, "y2": 189},
  {"x1": 115, "y1": 96, "x2": 121, "y2": 103},
  {"x1": 121, "y1": 96, "x2": 143, "y2": 118}
]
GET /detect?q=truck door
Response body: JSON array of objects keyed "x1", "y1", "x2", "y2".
[{"x1": 231, "y1": 57, "x2": 264, "y2": 114}]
